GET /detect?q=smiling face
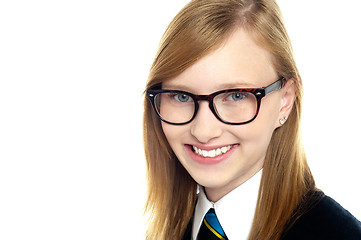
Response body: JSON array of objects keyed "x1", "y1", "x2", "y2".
[{"x1": 161, "y1": 28, "x2": 294, "y2": 202}]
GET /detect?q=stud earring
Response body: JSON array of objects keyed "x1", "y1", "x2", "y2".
[{"x1": 280, "y1": 116, "x2": 287, "y2": 125}]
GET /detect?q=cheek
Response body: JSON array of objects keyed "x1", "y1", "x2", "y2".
[
  {"x1": 233, "y1": 124, "x2": 272, "y2": 149},
  {"x1": 234, "y1": 100, "x2": 280, "y2": 148},
  {"x1": 161, "y1": 122, "x2": 186, "y2": 151},
  {"x1": 161, "y1": 123, "x2": 175, "y2": 145},
  {"x1": 256, "y1": 95, "x2": 282, "y2": 131}
]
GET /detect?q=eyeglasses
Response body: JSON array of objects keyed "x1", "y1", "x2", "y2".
[{"x1": 146, "y1": 77, "x2": 285, "y2": 125}]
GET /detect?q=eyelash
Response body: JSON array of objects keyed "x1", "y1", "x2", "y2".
[
  {"x1": 168, "y1": 93, "x2": 193, "y2": 103},
  {"x1": 224, "y1": 92, "x2": 247, "y2": 102}
]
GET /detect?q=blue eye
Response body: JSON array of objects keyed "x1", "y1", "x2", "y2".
[
  {"x1": 227, "y1": 92, "x2": 246, "y2": 101},
  {"x1": 170, "y1": 93, "x2": 191, "y2": 103}
]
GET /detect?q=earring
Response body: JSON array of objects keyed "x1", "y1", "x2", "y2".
[{"x1": 280, "y1": 116, "x2": 287, "y2": 125}]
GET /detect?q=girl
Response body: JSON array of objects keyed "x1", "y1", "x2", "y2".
[{"x1": 143, "y1": 0, "x2": 361, "y2": 239}]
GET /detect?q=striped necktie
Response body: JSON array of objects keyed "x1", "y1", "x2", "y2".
[{"x1": 197, "y1": 208, "x2": 228, "y2": 240}]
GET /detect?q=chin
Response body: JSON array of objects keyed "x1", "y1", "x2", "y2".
[{"x1": 191, "y1": 170, "x2": 232, "y2": 189}]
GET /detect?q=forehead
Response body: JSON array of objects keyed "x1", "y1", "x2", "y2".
[{"x1": 163, "y1": 28, "x2": 277, "y2": 94}]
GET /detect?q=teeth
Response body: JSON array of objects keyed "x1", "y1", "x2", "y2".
[{"x1": 192, "y1": 145, "x2": 232, "y2": 158}]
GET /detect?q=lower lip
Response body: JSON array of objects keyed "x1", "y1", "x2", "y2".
[{"x1": 185, "y1": 144, "x2": 238, "y2": 165}]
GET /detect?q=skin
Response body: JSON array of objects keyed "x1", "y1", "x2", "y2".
[{"x1": 162, "y1": 28, "x2": 296, "y2": 202}]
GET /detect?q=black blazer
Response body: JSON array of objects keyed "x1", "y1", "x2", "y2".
[{"x1": 182, "y1": 193, "x2": 361, "y2": 240}]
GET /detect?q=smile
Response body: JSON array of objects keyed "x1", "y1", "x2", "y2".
[{"x1": 192, "y1": 145, "x2": 233, "y2": 158}]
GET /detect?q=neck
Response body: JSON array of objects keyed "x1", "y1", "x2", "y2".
[{"x1": 205, "y1": 166, "x2": 263, "y2": 202}]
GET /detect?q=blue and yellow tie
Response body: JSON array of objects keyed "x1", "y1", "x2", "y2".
[{"x1": 197, "y1": 208, "x2": 228, "y2": 240}]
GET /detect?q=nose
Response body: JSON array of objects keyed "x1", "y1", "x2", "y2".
[{"x1": 190, "y1": 101, "x2": 223, "y2": 143}]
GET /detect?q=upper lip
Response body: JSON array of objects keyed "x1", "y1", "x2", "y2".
[{"x1": 186, "y1": 144, "x2": 238, "y2": 151}]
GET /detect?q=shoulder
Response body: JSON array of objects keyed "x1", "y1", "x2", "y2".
[{"x1": 282, "y1": 193, "x2": 361, "y2": 240}]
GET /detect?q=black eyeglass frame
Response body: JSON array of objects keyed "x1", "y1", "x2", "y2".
[{"x1": 146, "y1": 77, "x2": 286, "y2": 125}]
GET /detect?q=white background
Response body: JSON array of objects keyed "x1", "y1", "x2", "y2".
[{"x1": 0, "y1": 0, "x2": 360, "y2": 239}]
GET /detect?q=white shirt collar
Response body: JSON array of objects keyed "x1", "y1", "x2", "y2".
[{"x1": 192, "y1": 170, "x2": 262, "y2": 240}]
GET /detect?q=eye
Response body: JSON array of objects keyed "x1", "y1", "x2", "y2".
[
  {"x1": 226, "y1": 92, "x2": 246, "y2": 101},
  {"x1": 170, "y1": 93, "x2": 192, "y2": 103}
]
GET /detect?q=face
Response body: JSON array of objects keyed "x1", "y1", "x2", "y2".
[{"x1": 161, "y1": 29, "x2": 294, "y2": 202}]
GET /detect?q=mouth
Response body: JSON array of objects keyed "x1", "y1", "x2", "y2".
[
  {"x1": 192, "y1": 145, "x2": 234, "y2": 158},
  {"x1": 185, "y1": 144, "x2": 238, "y2": 165}
]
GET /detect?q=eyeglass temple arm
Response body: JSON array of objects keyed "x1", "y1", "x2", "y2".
[{"x1": 264, "y1": 78, "x2": 285, "y2": 96}]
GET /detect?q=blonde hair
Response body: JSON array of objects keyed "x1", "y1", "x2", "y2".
[{"x1": 143, "y1": 0, "x2": 316, "y2": 239}]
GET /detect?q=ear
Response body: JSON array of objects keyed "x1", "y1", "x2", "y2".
[{"x1": 276, "y1": 78, "x2": 297, "y2": 127}]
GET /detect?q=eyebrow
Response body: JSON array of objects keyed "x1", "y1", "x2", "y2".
[
  {"x1": 217, "y1": 81, "x2": 259, "y2": 89},
  {"x1": 162, "y1": 81, "x2": 259, "y2": 92}
]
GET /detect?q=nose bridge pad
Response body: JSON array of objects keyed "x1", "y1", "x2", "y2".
[
  {"x1": 196, "y1": 101, "x2": 216, "y2": 121},
  {"x1": 208, "y1": 100, "x2": 219, "y2": 120},
  {"x1": 190, "y1": 101, "x2": 222, "y2": 142}
]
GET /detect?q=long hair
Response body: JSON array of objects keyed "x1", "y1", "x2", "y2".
[{"x1": 143, "y1": 0, "x2": 316, "y2": 239}]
